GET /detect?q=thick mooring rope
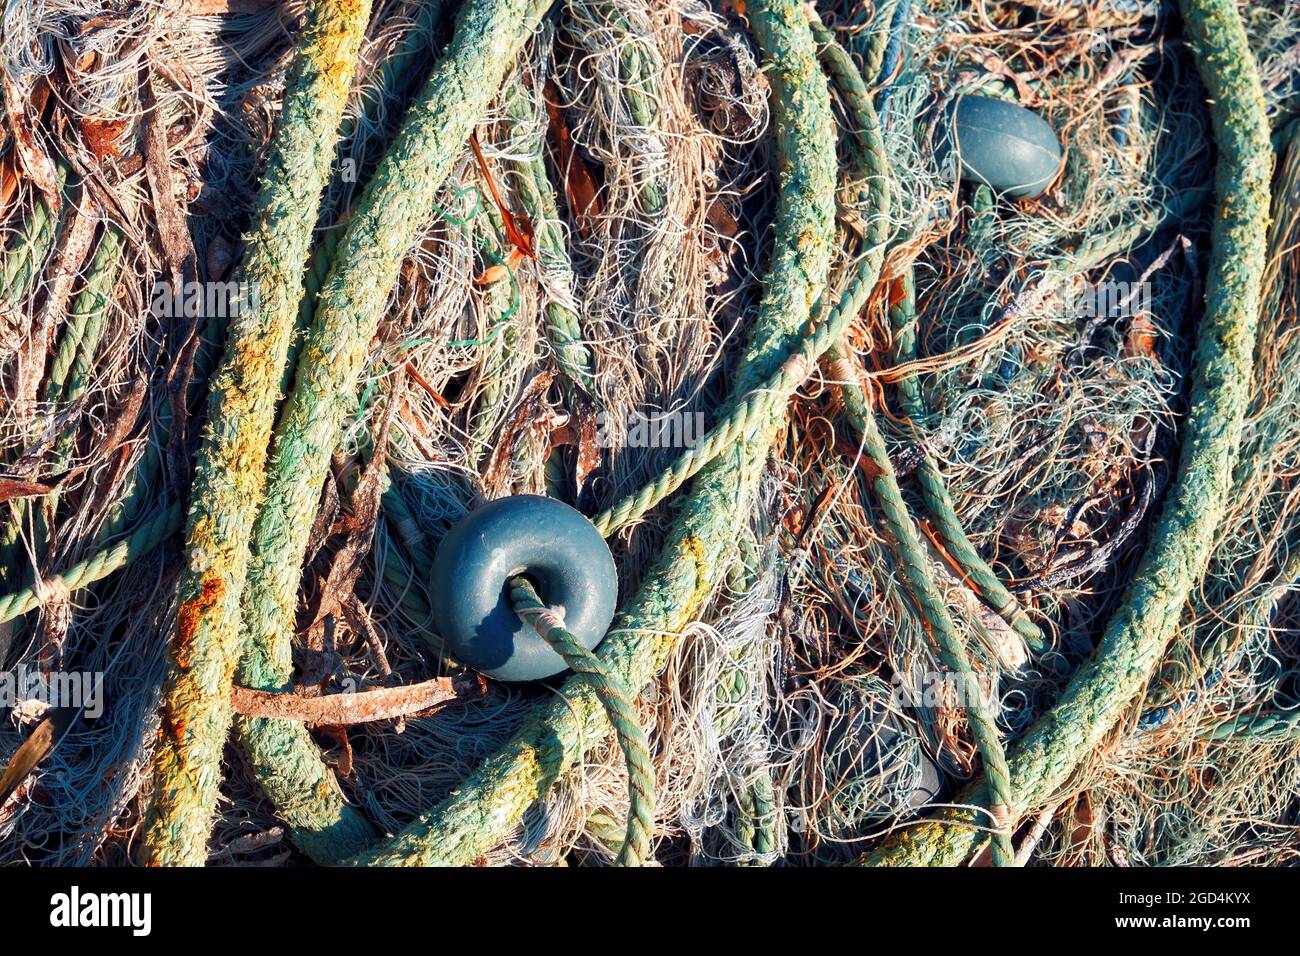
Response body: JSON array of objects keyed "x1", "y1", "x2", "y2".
[
  {"x1": 139, "y1": 0, "x2": 377, "y2": 866},
  {"x1": 859, "y1": 0, "x2": 1271, "y2": 867},
  {"x1": 342, "y1": 0, "x2": 840, "y2": 865}
]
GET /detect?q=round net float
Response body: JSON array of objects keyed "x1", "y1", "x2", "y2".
[
  {"x1": 939, "y1": 93, "x2": 1062, "y2": 199},
  {"x1": 821, "y1": 680, "x2": 946, "y2": 841},
  {"x1": 430, "y1": 494, "x2": 618, "y2": 682}
]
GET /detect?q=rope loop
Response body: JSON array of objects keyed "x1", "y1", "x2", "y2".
[{"x1": 508, "y1": 575, "x2": 655, "y2": 865}]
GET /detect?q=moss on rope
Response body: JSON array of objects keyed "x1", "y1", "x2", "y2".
[
  {"x1": 140, "y1": 0, "x2": 376, "y2": 866},
  {"x1": 232, "y1": 0, "x2": 555, "y2": 863},
  {"x1": 857, "y1": 0, "x2": 1271, "y2": 867},
  {"x1": 505, "y1": 86, "x2": 595, "y2": 392},
  {"x1": 342, "y1": 0, "x2": 838, "y2": 866}
]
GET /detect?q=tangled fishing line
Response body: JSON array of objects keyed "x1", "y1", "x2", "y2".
[{"x1": 0, "y1": 0, "x2": 1294, "y2": 867}]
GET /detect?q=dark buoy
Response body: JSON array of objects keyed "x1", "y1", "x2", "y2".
[
  {"x1": 822, "y1": 680, "x2": 946, "y2": 841},
  {"x1": 430, "y1": 495, "x2": 617, "y2": 682},
  {"x1": 942, "y1": 94, "x2": 1062, "y2": 199}
]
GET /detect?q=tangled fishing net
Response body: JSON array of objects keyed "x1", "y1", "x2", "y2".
[{"x1": 0, "y1": 0, "x2": 1294, "y2": 867}]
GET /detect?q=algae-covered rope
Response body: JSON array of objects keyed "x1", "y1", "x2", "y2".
[
  {"x1": 1141, "y1": 122, "x2": 1300, "y2": 730},
  {"x1": 889, "y1": 268, "x2": 1048, "y2": 654},
  {"x1": 589, "y1": 239, "x2": 880, "y2": 537},
  {"x1": 237, "y1": 0, "x2": 554, "y2": 682},
  {"x1": 858, "y1": 0, "x2": 1271, "y2": 866},
  {"x1": 508, "y1": 576, "x2": 654, "y2": 865},
  {"x1": 230, "y1": 0, "x2": 554, "y2": 864},
  {"x1": 585, "y1": 14, "x2": 890, "y2": 540},
  {"x1": 584, "y1": 12, "x2": 891, "y2": 540},
  {"x1": 140, "y1": 0, "x2": 375, "y2": 866},
  {"x1": 342, "y1": 0, "x2": 838, "y2": 866},
  {"x1": 1141, "y1": 548, "x2": 1300, "y2": 733}
]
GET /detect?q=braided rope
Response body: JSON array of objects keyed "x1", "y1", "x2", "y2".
[
  {"x1": 508, "y1": 576, "x2": 654, "y2": 866},
  {"x1": 852, "y1": 0, "x2": 898, "y2": 85},
  {"x1": 1141, "y1": 128, "x2": 1300, "y2": 725},
  {"x1": 592, "y1": 328, "x2": 832, "y2": 535},
  {"x1": 238, "y1": 0, "x2": 554, "y2": 683},
  {"x1": 827, "y1": 342, "x2": 1014, "y2": 865},
  {"x1": 224, "y1": 0, "x2": 555, "y2": 866},
  {"x1": 1140, "y1": 547, "x2": 1300, "y2": 732},
  {"x1": 0, "y1": 504, "x2": 181, "y2": 625}
]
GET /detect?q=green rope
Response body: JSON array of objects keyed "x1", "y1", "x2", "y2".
[
  {"x1": 0, "y1": 504, "x2": 181, "y2": 626},
  {"x1": 586, "y1": 13, "x2": 893, "y2": 539},
  {"x1": 238, "y1": 0, "x2": 556, "y2": 686},
  {"x1": 889, "y1": 267, "x2": 1048, "y2": 654},
  {"x1": 0, "y1": 167, "x2": 70, "y2": 584},
  {"x1": 1143, "y1": 122, "x2": 1300, "y2": 719},
  {"x1": 859, "y1": 0, "x2": 1271, "y2": 866},
  {"x1": 229, "y1": 0, "x2": 555, "y2": 865},
  {"x1": 852, "y1": 0, "x2": 898, "y2": 84},
  {"x1": 46, "y1": 226, "x2": 123, "y2": 404},
  {"x1": 1202, "y1": 709, "x2": 1300, "y2": 744},
  {"x1": 831, "y1": 348, "x2": 1014, "y2": 863},
  {"x1": 810, "y1": 14, "x2": 1011, "y2": 863},
  {"x1": 750, "y1": 771, "x2": 777, "y2": 856},
  {"x1": 508, "y1": 575, "x2": 654, "y2": 866},
  {"x1": 229, "y1": 0, "x2": 461, "y2": 866},
  {"x1": 0, "y1": 163, "x2": 66, "y2": 304},
  {"x1": 142, "y1": 0, "x2": 377, "y2": 866},
  {"x1": 505, "y1": 86, "x2": 595, "y2": 392},
  {"x1": 467, "y1": 208, "x2": 525, "y2": 461},
  {"x1": 342, "y1": 0, "x2": 838, "y2": 866}
]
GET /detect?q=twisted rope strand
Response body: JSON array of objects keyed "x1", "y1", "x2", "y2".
[
  {"x1": 889, "y1": 267, "x2": 1048, "y2": 654},
  {"x1": 0, "y1": 504, "x2": 181, "y2": 626},
  {"x1": 859, "y1": 0, "x2": 1271, "y2": 866},
  {"x1": 509, "y1": 576, "x2": 654, "y2": 866}
]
